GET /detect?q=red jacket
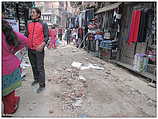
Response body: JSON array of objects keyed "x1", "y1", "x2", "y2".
[{"x1": 27, "y1": 20, "x2": 49, "y2": 50}]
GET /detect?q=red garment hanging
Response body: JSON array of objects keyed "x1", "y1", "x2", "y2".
[{"x1": 128, "y1": 10, "x2": 141, "y2": 45}]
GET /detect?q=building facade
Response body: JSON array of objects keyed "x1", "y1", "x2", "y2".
[{"x1": 35, "y1": 1, "x2": 76, "y2": 28}]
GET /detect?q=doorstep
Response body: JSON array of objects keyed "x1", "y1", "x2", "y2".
[{"x1": 111, "y1": 60, "x2": 156, "y2": 81}]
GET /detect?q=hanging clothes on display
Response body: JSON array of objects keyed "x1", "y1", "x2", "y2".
[
  {"x1": 102, "y1": 14, "x2": 108, "y2": 32},
  {"x1": 77, "y1": 27, "x2": 83, "y2": 48},
  {"x1": 75, "y1": 16, "x2": 79, "y2": 28},
  {"x1": 78, "y1": 27, "x2": 83, "y2": 39},
  {"x1": 71, "y1": 17, "x2": 76, "y2": 28},
  {"x1": 95, "y1": 34, "x2": 103, "y2": 51},
  {"x1": 86, "y1": 9, "x2": 94, "y2": 26},
  {"x1": 128, "y1": 10, "x2": 141, "y2": 45},
  {"x1": 79, "y1": 14, "x2": 82, "y2": 27},
  {"x1": 137, "y1": 8, "x2": 152, "y2": 42}
]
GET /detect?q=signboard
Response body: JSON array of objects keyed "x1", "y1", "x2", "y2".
[{"x1": 5, "y1": 19, "x2": 19, "y2": 32}]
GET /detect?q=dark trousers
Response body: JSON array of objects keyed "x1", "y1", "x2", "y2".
[
  {"x1": 88, "y1": 40, "x2": 96, "y2": 52},
  {"x1": 67, "y1": 36, "x2": 70, "y2": 44},
  {"x1": 28, "y1": 49, "x2": 45, "y2": 87}
]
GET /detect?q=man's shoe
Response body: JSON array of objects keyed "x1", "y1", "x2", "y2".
[
  {"x1": 36, "y1": 87, "x2": 45, "y2": 93},
  {"x1": 31, "y1": 81, "x2": 38, "y2": 86}
]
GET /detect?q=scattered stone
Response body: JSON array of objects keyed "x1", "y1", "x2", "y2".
[
  {"x1": 66, "y1": 81, "x2": 73, "y2": 86},
  {"x1": 75, "y1": 90, "x2": 83, "y2": 97},
  {"x1": 54, "y1": 70, "x2": 59, "y2": 75},
  {"x1": 104, "y1": 76, "x2": 110, "y2": 80},
  {"x1": 66, "y1": 68, "x2": 72, "y2": 72},
  {"x1": 48, "y1": 78, "x2": 52, "y2": 82},
  {"x1": 83, "y1": 83, "x2": 88, "y2": 88},
  {"x1": 72, "y1": 50, "x2": 77, "y2": 52},
  {"x1": 29, "y1": 107, "x2": 33, "y2": 111},
  {"x1": 63, "y1": 66, "x2": 67, "y2": 70},
  {"x1": 114, "y1": 78, "x2": 119, "y2": 81},
  {"x1": 71, "y1": 62, "x2": 82, "y2": 69},
  {"x1": 105, "y1": 72, "x2": 111, "y2": 75},
  {"x1": 59, "y1": 78, "x2": 64, "y2": 83},
  {"x1": 68, "y1": 78, "x2": 72, "y2": 81},
  {"x1": 100, "y1": 62, "x2": 105, "y2": 65},
  {"x1": 63, "y1": 76, "x2": 67, "y2": 79},
  {"x1": 57, "y1": 68, "x2": 62, "y2": 72},
  {"x1": 79, "y1": 75, "x2": 86, "y2": 83},
  {"x1": 49, "y1": 109, "x2": 54, "y2": 114},
  {"x1": 135, "y1": 89, "x2": 141, "y2": 94},
  {"x1": 72, "y1": 99, "x2": 82, "y2": 107}
]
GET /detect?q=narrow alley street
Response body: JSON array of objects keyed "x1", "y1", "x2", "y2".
[
  {"x1": 2, "y1": 1, "x2": 156, "y2": 118},
  {"x1": 13, "y1": 43, "x2": 156, "y2": 117}
]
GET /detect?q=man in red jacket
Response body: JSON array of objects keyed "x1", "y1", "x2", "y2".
[{"x1": 26, "y1": 7, "x2": 49, "y2": 93}]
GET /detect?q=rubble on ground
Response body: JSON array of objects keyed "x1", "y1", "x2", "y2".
[{"x1": 50, "y1": 67, "x2": 88, "y2": 111}]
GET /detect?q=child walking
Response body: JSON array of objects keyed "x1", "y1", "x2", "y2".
[{"x1": 48, "y1": 26, "x2": 57, "y2": 49}]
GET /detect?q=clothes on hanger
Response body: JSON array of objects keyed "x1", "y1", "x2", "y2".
[
  {"x1": 128, "y1": 10, "x2": 141, "y2": 45},
  {"x1": 138, "y1": 8, "x2": 153, "y2": 42}
]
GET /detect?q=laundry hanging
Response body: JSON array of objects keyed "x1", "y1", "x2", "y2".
[{"x1": 128, "y1": 10, "x2": 141, "y2": 45}]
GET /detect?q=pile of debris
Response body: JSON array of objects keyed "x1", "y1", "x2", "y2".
[
  {"x1": 49, "y1": 66, "x2": 88, "y2": 111},
  {"x1": 48, "y1": 61, "x2": 105, "y2": 112}
]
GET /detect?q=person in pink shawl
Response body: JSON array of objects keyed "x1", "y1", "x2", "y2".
[
  {"x1": 48, "y1": 26, "x2": 57, "y2": 49},
  {"x1": 2, "y1": 19, "x2": 29, "y2": 115}
]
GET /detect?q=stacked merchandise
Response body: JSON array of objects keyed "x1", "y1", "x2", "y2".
[
  {"x1": 2, "y1": 2, "x2": 17, "y2": 19},
  {"x1": 17, "y1": 2, "x2": 32, "y2": 34},
  {"x1": 95, "y1": 33, "x2": 103, "y2": 52},
  {"x1": 99, "y1": 40, "x2": 117, "y2": 49},
  {"x1": 133, "y1": 53, "x2": 149, "y2": 72},
  {"x1": 2, "y1": 2, "x2": 33, "y2": 34},
  {"x1": 146, "y1": 48, "x2": 156, "y2": 74},
  {"x1": 99, "y1": 40, "x2": 118, "y2": 60}
]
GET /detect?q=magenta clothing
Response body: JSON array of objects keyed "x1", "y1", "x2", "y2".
[
  {"x1": 2, "y1": 32, "x2": 28, "y2": 76},
  {"x1": 49, "y1": 29, "x2": 57, "y2": 43}
]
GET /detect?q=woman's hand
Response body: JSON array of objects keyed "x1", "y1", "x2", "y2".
[{"x1": 36, "y1": 42, "x2": 46, "y2": 52}]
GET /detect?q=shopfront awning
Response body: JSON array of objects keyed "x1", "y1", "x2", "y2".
[{"x1": 95, "y1": 3, "x2": 122, "y2": 14}]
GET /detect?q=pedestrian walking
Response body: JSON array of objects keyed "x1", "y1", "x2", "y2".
[
  {"x1": 58, "y1": 28, "x2": 62, "y2": 41},
  {"x1": 67, "y1": 28, "x2": 71, "y2": 44},
  {"x1": 26, "y1": 7, "x2": 49, "y2": 93},
  {"x1": 72, "y1": 28, "x2": 78, "y2": 46},
  {"x1": 78, "y1": 27, "x2": 83, "y2": 48},
  {"x1": 62, "y1": 29, "x2": 67, "y2": 45},
  {"x1": 2, "y1": 19, "x2": 29, "y2": 115},
  {"x1": 48, "y1": 26, "x2": 57, "y2": 49}
]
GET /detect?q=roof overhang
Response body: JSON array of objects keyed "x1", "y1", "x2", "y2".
[{"x1": 95, "y1": 3, "x2": 122, "y2": 14}]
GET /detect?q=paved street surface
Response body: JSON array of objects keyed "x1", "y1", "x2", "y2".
[{"x1": 14, "y1": 43, "x2": 156, "y2": 117}]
